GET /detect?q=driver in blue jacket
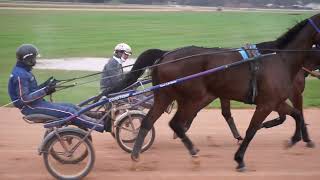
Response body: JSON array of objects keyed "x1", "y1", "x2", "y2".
[{"x1": 8, "y1": 44, "x2": 102, "y2": 129}]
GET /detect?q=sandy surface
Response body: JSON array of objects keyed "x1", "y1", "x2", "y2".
[{"x1": 0, "y1": 107, "x2": 320, "y2": 180}]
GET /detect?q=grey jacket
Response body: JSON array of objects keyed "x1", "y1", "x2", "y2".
[{"x1": 100, "y1": 57, "x2": 124, "y2": 91}]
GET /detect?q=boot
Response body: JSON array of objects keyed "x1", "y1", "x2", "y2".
[
  {"x1": 85, "y1": 111, "x2": 105, "y2": 119},
  {"x1": 104, "y1": 115, "x2": 112, "y2": 132}
]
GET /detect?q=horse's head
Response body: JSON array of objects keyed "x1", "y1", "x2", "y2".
[
  {"x1": 275, "y1": 13, "x2": 320, "y2": 50},
  {"x1": 301, "y1": 14, "x2": 320, "y2": 70},
  {"x1": 308, "y1": 13, "x2": 320, "y2": 47}
]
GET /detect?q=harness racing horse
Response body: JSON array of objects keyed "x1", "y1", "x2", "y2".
[
  {"x1": 106, "y1": 39, "x2": 320, "y2": 143},
  {"x1": 181, "y1": 45, "x2": 320, "y2": 141},
  {"x1": 105, "y1": 14, "x2": 320, "y2": 170},
  {"x1": 258, "y1": 46, "x2": 320, "y2": 130}
]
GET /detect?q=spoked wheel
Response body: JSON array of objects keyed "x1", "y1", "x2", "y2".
[
  {"x1": 44, "y1": 128, "x2": 92, "y2": 164},
  {"x1": 115, "y1": 113, "x2": 155, "y2": 153},
  {"x1": 43, "y1": 131, "x2": 95, "y2": 180}
]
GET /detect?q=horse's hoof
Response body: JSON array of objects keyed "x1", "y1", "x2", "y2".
[
  {"x1": 173, "y1": 133, "x2": 178, "y2": 139},
  {"x1": 191, "y1": 147, "x2": 200, "y2": 156},
  {"x1": 191, "y1": 156, "x2": 201, "y2": 165},
  {"x1": 284, "y1": 140, "x2": 296, "y2": 149},
  {"x1": 131, "y1": 154, "x2": 140, "y2": 162},
  {"x1": 130, "y1": 161, "x2": 138, "y2": 171},
  {"x1": 236, "y1": 136, "x2": 244, "y2": 141},
  {"x1": 306, "y1": 141, "x2": 315, "y2": 148},
  {"x1": 236, "y1": 138, "x2": 243, "y2": 145},
  {"x1": 191, "y1": 153, "x2": 199, "y2": 158},
  {"x1": 236, "y1": 162, "x2": 246, "y2": 172}
]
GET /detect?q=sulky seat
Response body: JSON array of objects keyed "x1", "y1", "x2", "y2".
[{"x1": 23, "y1": 114, "x2": 57, "y2": 124}]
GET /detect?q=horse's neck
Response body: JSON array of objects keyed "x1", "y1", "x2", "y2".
[
  {"x1": 280, "y1": 26, "x2": 316, "y2": 80},
  {"x1": 256, "y1": 41, "x2": 277, "y2": 54},
  {"x1": 304, "y1": 48, "x2": 320, "y2": 70}
]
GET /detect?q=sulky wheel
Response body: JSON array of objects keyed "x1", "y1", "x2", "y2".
[
  {"x1": 115, "y1": 113, "x2": 155, "y2": 153},
  {"x1": 43, "y1": 128, "x2": 92, "y2": 165},
  {"x1": 42, "y1": 131, "x2": 95, "y2": 180}
]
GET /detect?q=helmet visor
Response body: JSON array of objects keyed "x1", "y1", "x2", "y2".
[{"x1": 124, "y1": 51, "x2": 132, "y2": 55}]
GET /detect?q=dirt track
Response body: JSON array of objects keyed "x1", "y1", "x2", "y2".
[{"x1": 0, "y1": 107, "x2": 320, "y2": 180}]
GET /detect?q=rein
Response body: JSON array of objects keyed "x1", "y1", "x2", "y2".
[
  {"x1": 300, "y1": 19, "x2": 320, "y2": 78},
  {"x1": 308, "y1": 18, "x2": 320, "y2": 47},
  {"x1": 57, "y1": 62, "x2": 137, "y2": 85},
  {"x1": 302, "y1": 67, "x2": 320, "y2": 78},
  {"x1": 308, "y1": 19, "x2": 320, "y2": 33}
]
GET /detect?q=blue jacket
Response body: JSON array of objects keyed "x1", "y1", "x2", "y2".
[{"x1": 8, "y1": 62, "x2": 47, "y2": 109}]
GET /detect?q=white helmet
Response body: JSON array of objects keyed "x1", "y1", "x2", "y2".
[{"x1": 114, "y1": 43, "x2": 132, "y2": 55}]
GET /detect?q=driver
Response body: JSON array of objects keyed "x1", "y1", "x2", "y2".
[
  {"x1": 8, "y1": 44, "x2": 101, "y2": 128},
  {"x1": 100, "y1": 43, "x2": 132, "y2": 91}
]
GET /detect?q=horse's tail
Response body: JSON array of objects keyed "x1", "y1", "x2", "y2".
[{"x1": 107, "y1": 49, "x2": 168, "y2": 94}]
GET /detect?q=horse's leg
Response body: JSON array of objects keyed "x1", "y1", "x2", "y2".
[
  {"x1": 169, "y1": 104, "x2": 199, "y2": 157},
  {"x1": 261, "y1": 114, "x2": 286, "y2": 129},
  {"x1": 184, "y1": 97, "x2": 216, "y2": 131},
  {"x1": 261, "y1": 77, "x2": 303, "y2": 130},
  {"x1": 170, "y1": 97, "x2": 213, "y2": 157},
  {"x1": 273, "y1": 101, "x2": 313, "y2": 147},
  {"x1": 172, "y1": 96, "x2": 215, "y2": 140},
  {"x1": 261, "y1": 96, "x2": 304, "y2": 134},
  {"x1": 220, "y1": 98, "x2": 243, "y2": 141},
  {"x1": 234, "y1": 104, "x2": 272, "y2": 171},
  {"x1": 169, "y1": 102, "x2": 199, "y2": 157},
  {"x1": 261, "y1": 97, "x2": 311, "y2": 146},
  {"x1": 131, "y1": 92, "x2": 172, "y2": 161},
  {"x1": 289, "y1": 93, "x2": 315, "y2": 148}
]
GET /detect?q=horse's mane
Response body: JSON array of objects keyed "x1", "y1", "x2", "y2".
[{"x1": 275, "y1": 19, "x2": 308, "y2": 49}]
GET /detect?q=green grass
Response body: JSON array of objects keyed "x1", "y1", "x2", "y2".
[{"x1": 0, "y1": 9, "x2": 319, "y2": 107}]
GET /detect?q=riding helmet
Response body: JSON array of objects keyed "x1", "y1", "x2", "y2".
[{"x1": 16, "y1": 44, "x2": 39, "y2": 67}]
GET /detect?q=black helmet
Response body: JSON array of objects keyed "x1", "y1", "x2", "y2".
[{"x1": 16, "y1": 44, "x2": 39, "y2": 67}]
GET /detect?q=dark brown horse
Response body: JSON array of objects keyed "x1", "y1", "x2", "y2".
[
  {"x1": 184, "y1": 45, "x2": 320, "y2": 141},
  {"x1": 106, "y1": 14, "x2": 320, "y2": 170},
  {"x1": 258, "y1": 49, "x2": 320, "y2": 130},
  {"x1": 107, "y1": 44, "x2": 319, "y2": 143}
]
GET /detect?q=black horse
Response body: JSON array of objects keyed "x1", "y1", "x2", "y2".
[{"x1": 106, "y1": 14, "x2": 320, "y2": 171}]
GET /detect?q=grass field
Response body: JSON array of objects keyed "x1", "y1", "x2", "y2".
[{"x1": 0, "y1": 9, "x2": 319, "y2": 107}]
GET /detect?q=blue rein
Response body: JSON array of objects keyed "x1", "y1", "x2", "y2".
[
  {"x1": 308, "y1": 18, "x2": 320, "y2": 33},
  {"x1": 308, "y1": 18, "x2": 320, "y2": 48}
]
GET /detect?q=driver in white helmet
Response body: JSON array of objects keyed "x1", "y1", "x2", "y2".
[{"x1": 100, "y1": 43, "x2": 132, "y2": 91}]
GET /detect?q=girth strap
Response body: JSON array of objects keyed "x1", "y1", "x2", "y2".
[
  {"x1": 246, "y1": 60, "x2": 260, "y2": 104},
  {"x1": 240, "y1": 43, "x2": 261, "y2": 104}
]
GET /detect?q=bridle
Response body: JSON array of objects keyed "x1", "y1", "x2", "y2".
[{"x1": 308, "y1": 18, "x2": 320, "y2": 47}]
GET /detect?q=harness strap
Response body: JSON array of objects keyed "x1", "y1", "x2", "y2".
[
  {"x1": 246, "y1": 60, "x2": 260, "y2": 104},
  {"x1": 237, "y1": 48, "x2": 249, "y2": 60},
  {"x1": 308, "y1": 19, "x2": 320, "y2": 33},
  {"x1": 240, "y1": 44, "x2": 261, "y2": 104},
  {"x1": 302, "y1": 67, "x2": 320, "y2": 78}
]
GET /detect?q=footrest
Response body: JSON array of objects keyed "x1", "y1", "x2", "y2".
[{"x1": 23, "y1": 114, "x2": 57, "y2": 124}]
